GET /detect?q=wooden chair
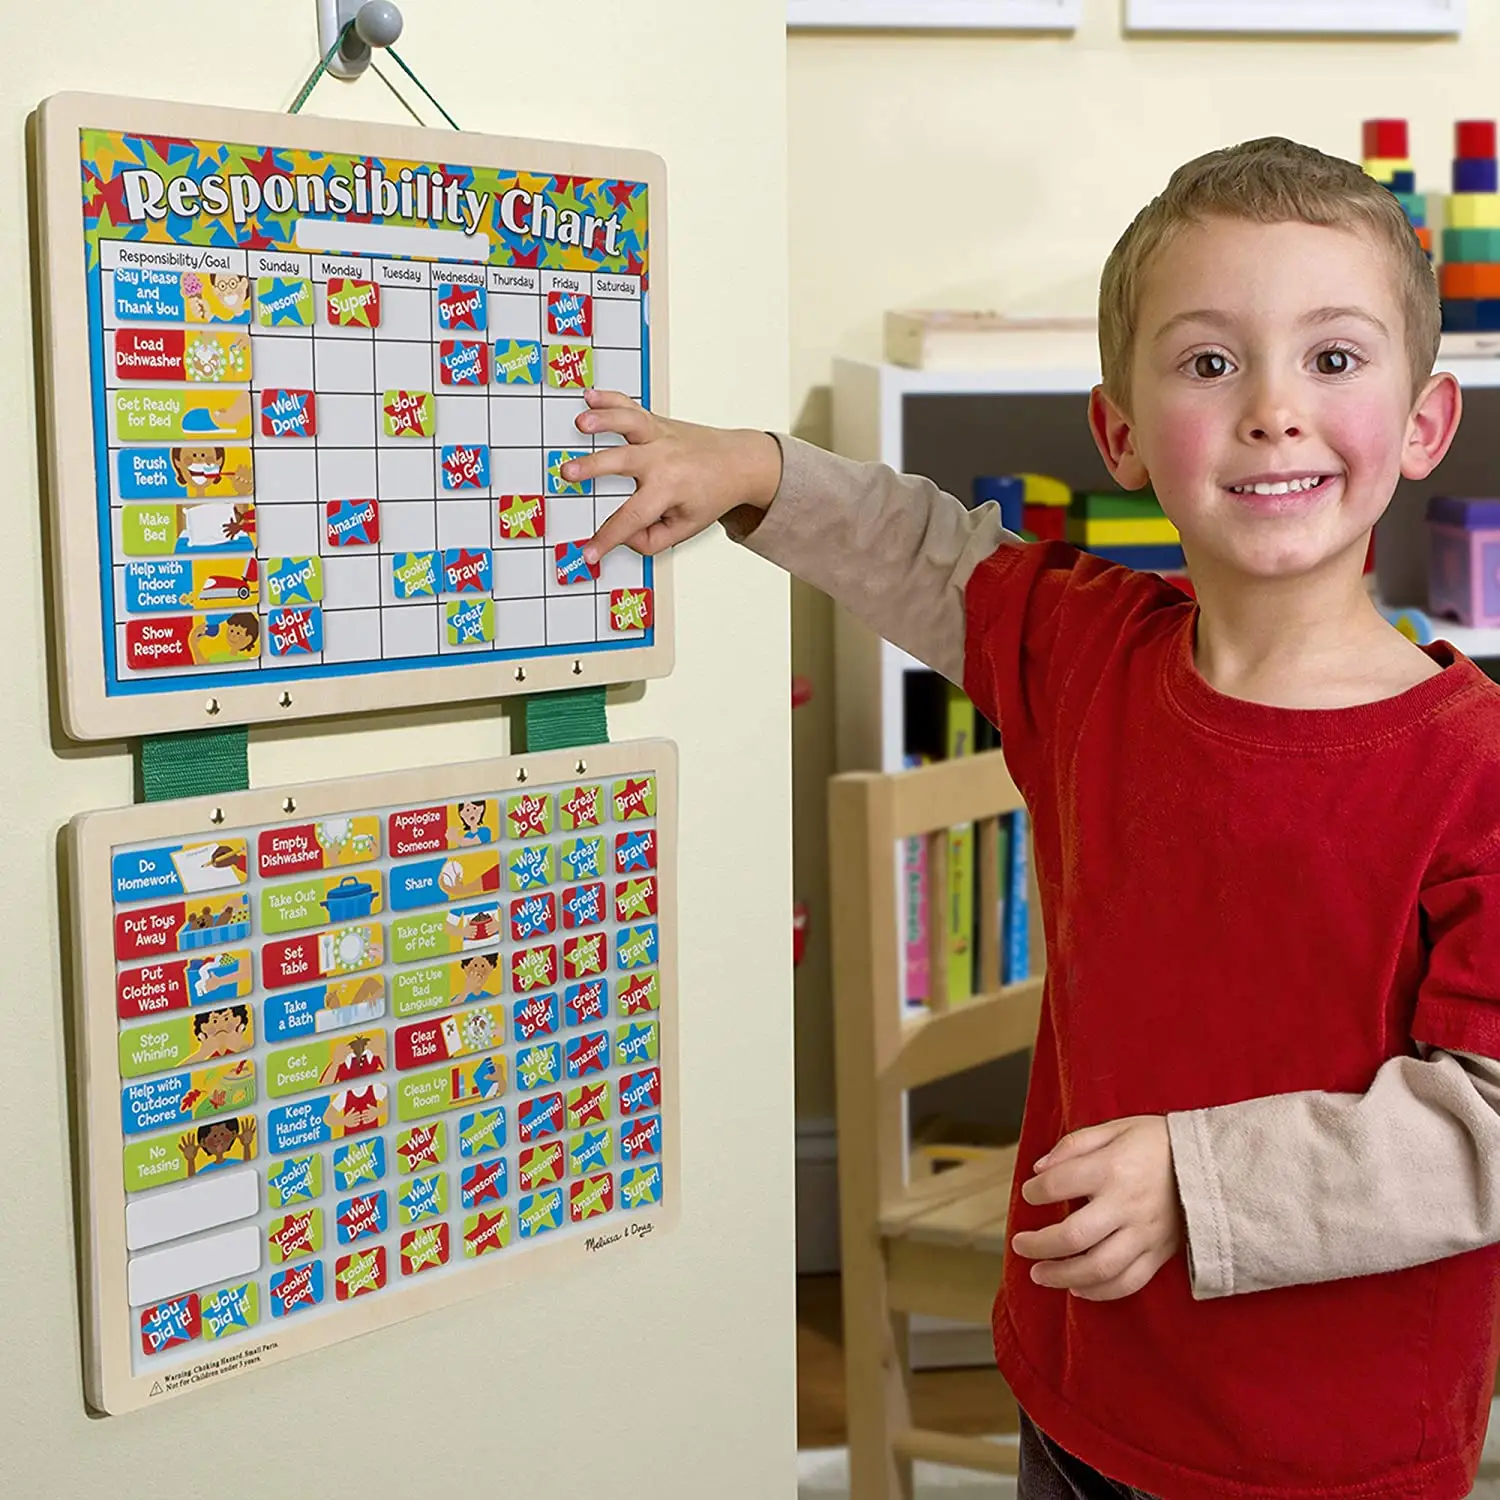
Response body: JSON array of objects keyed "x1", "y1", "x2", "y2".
[{"x1": 828, "y1": 750, "x2": 1044, "y2": 1498}]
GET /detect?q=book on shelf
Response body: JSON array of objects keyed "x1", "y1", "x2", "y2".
[
  {"x1": 1003, "y1": 807, "x2": 1030, "y2": 986},
  {"x1": 896, "y1": 675, "x2": 1034, "y2": 1013},
  {"x1": 976, "y1": 712, "x2": 1030, "y2": 990},
  {"x1": 945, "y1": 684, "x2": 977, "y2": 1006},
  {"x1": 901, "y1": 754, "x2": 931, "y2": 1010}
]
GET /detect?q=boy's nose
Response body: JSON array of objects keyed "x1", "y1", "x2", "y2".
[
  {"x1": 1246, "y1": 419, "x2": 1302, "y2": 440},
  {"x1": 1239, "y1": 386, "x2": 1304, "y2": 443}
]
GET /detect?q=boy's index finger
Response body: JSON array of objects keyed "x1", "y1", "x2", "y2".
[
  {"x1": 583, "y1": 387, "x2": 637, "y2": 412},
  {"x1": 585, "y1": 496, "x2": 654, "y2": 566}
]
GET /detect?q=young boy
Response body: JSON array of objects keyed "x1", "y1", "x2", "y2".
[{"x1": 569, "y1": 136, "x2": 1500, "y2": 1497}]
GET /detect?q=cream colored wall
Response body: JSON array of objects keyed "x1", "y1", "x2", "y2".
[
  {"x1": 787, "y1": 1, "x2": 1500, "y2": 1120},
  {"x1": 2, "y1": 3, "x2": 794, "y2": 1494}
]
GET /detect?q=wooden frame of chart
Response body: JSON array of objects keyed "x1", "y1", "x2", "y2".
[
  {"x1": 36, "y1": 93, "x2": 671, "y2": 742},
  {"x1": 70, "y1": 740, "x2": 678, "y2": 1413}
]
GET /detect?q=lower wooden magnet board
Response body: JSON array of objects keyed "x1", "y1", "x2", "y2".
[{"x1": 70, "y1": 741, "x2": 677, "y2": 1413}]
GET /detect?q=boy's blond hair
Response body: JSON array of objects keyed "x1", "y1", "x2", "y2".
[{"x1": 1098, "y1": 136, "x2": 1440, "y2": 409}]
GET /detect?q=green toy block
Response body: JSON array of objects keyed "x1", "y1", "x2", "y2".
[{"x1": 1068, "y1": 491, "x2": 1165, "y2": 520}]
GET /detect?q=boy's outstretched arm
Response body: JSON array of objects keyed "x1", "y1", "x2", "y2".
[{"x1": 574, "y1": 391, "x2": 1016, "y2": 685}]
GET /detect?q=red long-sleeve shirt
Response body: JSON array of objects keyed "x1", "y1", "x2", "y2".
[{"x1": 970, "y1": 540, "x2": 1500, "y2": 1500}]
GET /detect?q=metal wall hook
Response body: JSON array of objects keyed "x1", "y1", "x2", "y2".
[{"x1": 316, "y1": 0, "x2": 404, "y2": 81}]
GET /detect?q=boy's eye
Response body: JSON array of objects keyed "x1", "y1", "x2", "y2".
[
  {"x1": 1315, "y1": 348, "x2": 1357, "y2": 375},
  {"x1": 1192, "y1": 352, "x2": 1230, "y2": 379}
]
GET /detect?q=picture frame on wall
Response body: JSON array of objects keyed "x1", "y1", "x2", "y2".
[
  {"x1": 1123, "y1": 0, "x2": 1462, "y2": 34},
  {"x1": 787, "y1": 0, "x2": 1081, "y2": 29}
]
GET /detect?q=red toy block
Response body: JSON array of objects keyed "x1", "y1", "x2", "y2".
[
  {"x1": 1024, "y1": 503, "x2": 1067, "y2": 542},
  {"x1": 1456, "y1": 120, "x2": 1497, "y2": 161},
  {"x1": 1362, "y1": 119, "x2": 1407, "y2": 160}
]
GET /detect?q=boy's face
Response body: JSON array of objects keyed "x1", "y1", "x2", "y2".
[{"x1": 1092, "y1": 217, "x2": 1458, "y2": 587}]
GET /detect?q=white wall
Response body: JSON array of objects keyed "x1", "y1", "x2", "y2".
[
  {"x1": 1, "y1": 3, "x2": 795, "y2": 1494},
  {"x1": 787, "y1": 1, "x2": 1500, "y2": 1120}
]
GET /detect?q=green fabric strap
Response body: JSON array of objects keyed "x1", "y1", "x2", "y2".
[
  {"x1": 522, "y1": 687, "x2": 609, "y2": 753},
  {"x1": 138, "y1": 727, "x2": 250, "y2": 803}
]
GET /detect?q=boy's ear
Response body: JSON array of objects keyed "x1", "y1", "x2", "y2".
[
  {"x1": 1402, "y1": 371, "x2": 1462, "y2": 482},
  {"x1": 1088, "y1": 386, "x2": 1151, "y2": 490}
]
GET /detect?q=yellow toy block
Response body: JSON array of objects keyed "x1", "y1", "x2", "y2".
[
  {"x1": 1016, "y1": 473, "x2": 1070, "y2": 508},
  {"x1": 1066, "y1": 516, "x2": 1181, "y2": 547},
  {"x1": 1361, "y1": 156, "x2": 1412, "y2": 182},
  {"x1": 1448, "y1": 193, "x2": 1500, "y2": 230}
]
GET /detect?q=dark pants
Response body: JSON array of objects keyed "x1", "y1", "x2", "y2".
[{"x1": 1019, "y1": 1412, "x2": 1160, "y2": 1500}]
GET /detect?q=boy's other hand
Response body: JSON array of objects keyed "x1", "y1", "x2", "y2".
[
  {"x1": 1011, "y1": 1115, "x2": 1182, "y2": 1301},
  {"x1": 566, "y1": 390, "x2": 782, "y2": 566}
]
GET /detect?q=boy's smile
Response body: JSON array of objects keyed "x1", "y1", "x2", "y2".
[{"x1": 1090, "y1": 217, "x2": 1458, "y2": 591}]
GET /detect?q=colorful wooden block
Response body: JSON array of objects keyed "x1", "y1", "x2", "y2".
[
  {"x1": 1447, "y1": 194, "x2": 1500, "y2": 231},
  {"x1": 1066, "y1": 516, "x2": 1180, "y2": 548},
  {"x1": 1017, "y1": 473, "x2": 1070, "y2": 508},
  {"x1": 1456, "y1": 120, "x2": 1497, "y2": 161},
  {"x1": 1362, "y1": 154, "x2": 1413, "y2": 183},
  {"x1": 1362, "y1": 119, "x2": 1408, "y2": 160},
  {"x1": 1443, "y1": 227, "x2": 1500, "y2": 263},
  {"x1": 1440, "y1": 263, "x2": 1500, "y2": 300},
  {"x1": 974, "y1": 472, "x2": 1071, "y2": 535},
  {"x1": 972, "y1": 475, "x2": 1024, "y2": 532},
  {"x1": 1454, "y1": 158, "x2": 1500, "y2": 195},
  {"x1": 1023, "y1": 503, "x2": 1066, "y2": 542},
  {"x1": 1441, "y1": 299, "x2": 1500, "y2": 333},
  {"x1": 1393, "y1": 191, "x2": 1426, "y2": 227},
  {"x1": 1086, "y1": 542, "x2": 1187, "y2": 572},
  {"x1": 1068, "y1": 491, "x2": 1164, "y2": 520},
  {"x1": 1427, "y1": 497, "x2": 1500, "y2": 628}
]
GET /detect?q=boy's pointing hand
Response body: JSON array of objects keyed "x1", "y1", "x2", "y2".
[
  {"x1": 565, "y1": 390, "x2": 782, "y2": 566},
  {"x1": 1011, "y1": 1115, "x2": 1183, "y2": 1301}
]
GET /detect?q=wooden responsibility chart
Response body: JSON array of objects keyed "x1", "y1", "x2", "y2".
[
  {"x1": 36, "y1": 93, "x2": 671, "y2": 739},
  {"x1": 71, "y1": 743, "x2": 678, "y2": 1412}
]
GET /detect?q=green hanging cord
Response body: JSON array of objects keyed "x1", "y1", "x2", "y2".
[
  {"x1": 288, "y1": 20, "x2": 357, "y2": 115},
  {"x1": 368, "y1": 62, "x2": 428, "y2": 129},
  {"x1": 384, "y1": 46, "x2": 462, "y2": 131},
  {"x1": 287, "y1": 19, "x2": 460, "y2": 131}
]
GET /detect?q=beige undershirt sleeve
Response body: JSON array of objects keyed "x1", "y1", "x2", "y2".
[
  {"x1": 721, "y1": 432, "x2": 1016, "y2": 685},
  {"x1": 1169, "y1": 1049, "x2": 1500, "y2": 1298},
  {"x1": 723, "y1": 433, "x2": 1500, "y2": 1300}
]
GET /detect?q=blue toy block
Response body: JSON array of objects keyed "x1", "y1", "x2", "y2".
[
  {"x1": 1443, "y1": 298, "x2": 1478, "y2": 332},
  {"x1": 1085, "y1": 542, "x2": 1187, "y2": 571},
  {"x1": 972, "y1": 475, "x2": 1025, "y2": 534},
  {"x1": 1439, "y1": 298, "x2": 1500, "y2": 332},
  {"x1": 1453, "y1": 157, "x2": 1500, "y2": 194}
]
